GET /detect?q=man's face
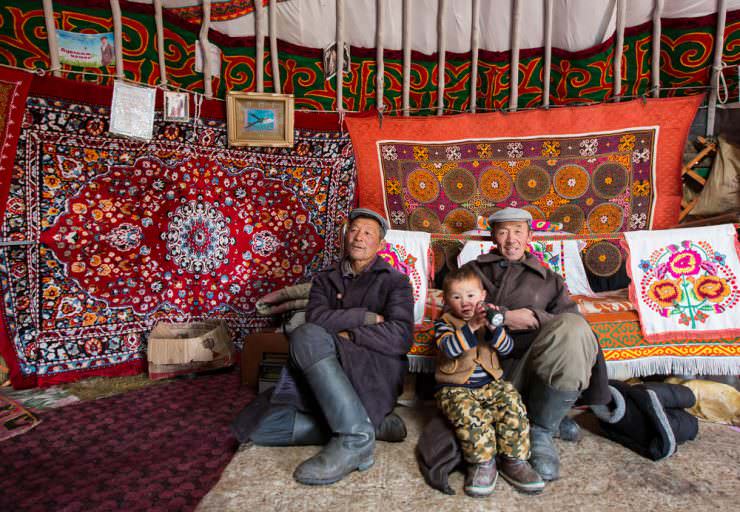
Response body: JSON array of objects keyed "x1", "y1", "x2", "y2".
[
  {"x1": 491, "y1": 220, "x2": 532, "y2": 261},
  {"x1": 346, "y1": 217, "x2": 384, "y2": 263},
  {"x1": 445, "y1": 278, "x2": 486, "y2": 321}
]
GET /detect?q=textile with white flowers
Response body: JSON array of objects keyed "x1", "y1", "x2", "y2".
[{"x1": 624, "y1": 224, "x2": 740, "y2": 344}]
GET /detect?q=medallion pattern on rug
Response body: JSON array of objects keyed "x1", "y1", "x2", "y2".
[{"x1": 0, "y1": 97, "x2": 355, "y2": 385}]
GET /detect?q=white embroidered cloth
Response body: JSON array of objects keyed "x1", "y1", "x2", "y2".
[
  {"x1": 624, "y1": 224, "x2": 740, "y2": 341},
  {"x1": 381, "y1": 230, "x2": 432, "y2": 324}
]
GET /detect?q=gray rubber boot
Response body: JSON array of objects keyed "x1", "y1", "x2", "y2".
[
  {"x1": 527, "y1": 378, "x2": 580, "y2": 481},
  {"x1": 555, "y1": 416, "x2": 583, "y2": 443},
  {"x1": 293, "y1": 356, "x2": 375, "y2": 485},
  {"x1": 250, "y1": 405, "x2": 329, "y2": 446}
]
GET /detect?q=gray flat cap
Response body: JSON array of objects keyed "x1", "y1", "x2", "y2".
[
  {"x1": 487, "y1": 207, "x2": 533, "y2": 227},
  {"x1": 349, "y1": 207, "x2": 389, "y2": 237}
]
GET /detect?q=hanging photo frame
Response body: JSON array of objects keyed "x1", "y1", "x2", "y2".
[
  {"x1": 226, "y1": 92, "x2": 294, "y2": 147},
  {"x1": 163, "y1": 91, "x2": 190, "y2": 122}
]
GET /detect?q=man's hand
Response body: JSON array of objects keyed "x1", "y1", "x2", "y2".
[
  {"x1": 504, "y1": 308, "x2": 539, "y2": 330},
  {"x1": 337, "y1": 330, "x2": 351, "y2": 340},
  {"x1": 375, "y1": 314, "x2": 385, "y2": 324}
]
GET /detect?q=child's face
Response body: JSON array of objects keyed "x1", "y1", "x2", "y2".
[{"x1": 445, "y1": 278, "x2": 486, "y2": 321}]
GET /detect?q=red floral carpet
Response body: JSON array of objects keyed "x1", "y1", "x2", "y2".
[
  {"x1": 0, "y1": 78, "x2": 355, "y2": 388},
  {"x1": 0, "y1": 369, "x2": 254, "y2": 512}
]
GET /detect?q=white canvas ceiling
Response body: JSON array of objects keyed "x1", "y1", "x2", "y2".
[{"x1": 131, "y1": 0, "x2": 740, "y2": 53}]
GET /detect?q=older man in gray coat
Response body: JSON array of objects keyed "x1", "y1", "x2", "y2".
[{"x1": 243, "y1": 208, "x2": 414, "y2": 486}]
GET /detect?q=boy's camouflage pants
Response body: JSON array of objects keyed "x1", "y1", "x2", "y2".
[{"x1": 436, "y1": 379, "x2": 530, "y2": 463}]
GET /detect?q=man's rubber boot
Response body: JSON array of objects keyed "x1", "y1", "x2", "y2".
[
  {"x1": 555, "y1": 416, "x2": 583, "y2": 442},
  {"x1": 527, "y1": 377, "x2": 580, "y2": 481},
  {"x1": 250, "y1": 405, "x2": 329, "y2": 446},
  {"x1": 293, "y1": 356, "x2": 375, "y2": 485},
  {"x1": 375, "y1": 412, "x2": 407, "y2": 442}
]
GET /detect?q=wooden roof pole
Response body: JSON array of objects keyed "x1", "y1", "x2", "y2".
[
  {"x1": 437, "y1": 0, "x2": 447, "y2": 116},
  {"x1": 470, "y1": 0, "x2": 480, "y2": 113},
  {"x1": 269, "y1": 0, "x2": 281, "y2": 93},
  {"x1": 543, "y1": 0, "x2": 553, "y2": 107},
  {"x1": 200, "y1": 0, "x2": 213, "y2": 97},
  {"x1": 42, "y1": 0, "x2": 61, "y2": 77},
  {"x1": 154, "y1": 0, "x2": 167, "y2": 86},
  {"x1": 613, "y1": 0, "x2": 626, "y2": 101},
  {"x1": 254, "y1": 0, "x2": 265, "y2": 92},
  {"x1": 651, "y1": 0, "x2": 663, "y2": 97},
  {"x1": 706, "y1": 0, "x2": 728, "y2": 137},
  {"x1": 376, "y1": 0, "x2": 385, "y2": 112},
  {"x1": 509, "y1": 0, "x2": 521, "y2": 111},
  {"x1": 110, "y1": 0, "x2": 124, "y2": 79},
  {"x1": 336, "y1": 0, "x2": 345, "y2": 111},
  {"x1": 402, "y1": 0, "x2": 412, "y2": 116}
]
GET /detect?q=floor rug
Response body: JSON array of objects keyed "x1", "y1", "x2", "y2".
[
  {"x1": 198, "y1": 405, "x2": 739, "y2": 512},
  {"x1": 0, "y1": 76, "x2": 355, "y2": 388},
  {"x1": 0, "y1": 394, "x2": 39, "y2": 441},
  {"x1": 0, "y1": 386, "x2": 79, "y2": 411},
  {"x1": 0, "y1": 369, "x2": 254, "y2": 511}
]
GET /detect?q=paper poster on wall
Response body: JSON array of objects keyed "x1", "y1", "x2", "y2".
[
  {"x1": 57, "y1": 30, "x2": 115, "y2": 68},
  {"x1": 163, "y1": 91, "x2": 190, "y2": 122},
  {"x1": 195, "y1": 41, "x2": 222, "y2": 77},
  {"x1": 109, "y1": 81, "x2": 156, "y2": 140}
]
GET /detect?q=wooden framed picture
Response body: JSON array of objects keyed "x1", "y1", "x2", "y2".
[{"x1": 226, "y1": 92, "x2": 294, "y2": 147}]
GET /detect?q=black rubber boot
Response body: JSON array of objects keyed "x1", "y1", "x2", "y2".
[
  {"x1": 293, "y1": 356, "x2": 375, "y2": 485},
  {"x1": 527, "y1": 378, "x2": 580, "y2": 481},
  {"x1": 375, "y1": 412, "x2": 407, "y2": 442},
  {"x1": 250, "y1": 405, "x2": 329, "y2": 446}
]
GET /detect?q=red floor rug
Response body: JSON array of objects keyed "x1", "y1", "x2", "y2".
[{"x1": 0, "y1": 369, "x2": 254, "y2": 511}]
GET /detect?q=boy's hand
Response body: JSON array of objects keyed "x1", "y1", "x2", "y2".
[{"x1": 467, "y1": 303, "x2": 488, "y2": 332}]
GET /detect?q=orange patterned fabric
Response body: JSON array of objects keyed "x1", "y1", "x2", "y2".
[{"x1": 345, "y1": 96, "x2": 703, "y2": 235}]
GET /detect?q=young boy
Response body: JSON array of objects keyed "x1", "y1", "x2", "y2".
[{"x1": 434, "y1": 266, "x2": 544, "y2": 498}]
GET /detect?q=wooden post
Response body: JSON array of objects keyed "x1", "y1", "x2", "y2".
[
  {"x1": 510, "y1": 0, "x2": 521, "y2": 111},
  {"x1": 402, "y1": 0, "x2": 412, "y2": 116},
  {"x1": 706, "y1": 0, "x2": 728, "y2": 137},
  {"x1": 336, "y1": 0, "x2": 345, "y2": 111},
  {"x1": 376, "y1": 0, "x2": 385, "y2": 112},
  {"x1": 613, "y1": 0, "x2": 626, "y2": 101},
  {"x1": 254, "y1": 0, "x2": 265, "y2": 92},
  {"x1": 154, "y1": 0, "x2": 167, "y2": 86},
  {"x1": 200, "y1": 0, "x2": 213, "y2": 98},
  {"x1": 437, "y1": 0, "x2": 447, "y2": 116},
  {"x1": 110, "y1": 0, "x2": 124, "y2": 79},
  {"x1": 269, "y1": 0, "x2": 281, "y2": 93},
  {"x1": 470, "y1": 0, "x2": 480, "y2": 112},
  {"x1": 651, "y1": 0, "x2": 663, "y2": 97},
  {"x1": 543, "y1": 0, "x2": 553, "y2": 107},
  {"x1": 42, "y1": 0, "x2": 61, "y2": 77}
]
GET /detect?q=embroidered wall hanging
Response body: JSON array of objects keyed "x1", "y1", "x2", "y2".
[
  {"x1": 346, "y1": 96, "x2": 702, "y2": 278},
  {"x1": 380, "y1": 230, "x2": 432, "y2": 324}
]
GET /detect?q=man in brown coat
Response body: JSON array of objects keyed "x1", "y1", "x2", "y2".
[
  {"x1": 465, "y1": 207, "x2": 609, "y2": 482},
  {"x1": 245, "y1": 208, "x2": 414, "y2": 486}
]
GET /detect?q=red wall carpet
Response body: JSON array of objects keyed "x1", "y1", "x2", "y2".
[{"x1": 0, "y1": 369, "x2": 254, "y2": 511}]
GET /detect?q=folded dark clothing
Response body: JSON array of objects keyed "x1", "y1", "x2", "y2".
[{"x1": 590, "y1": 380, "x2": 698, "y2": 461}]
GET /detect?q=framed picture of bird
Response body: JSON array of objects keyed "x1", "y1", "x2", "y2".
[{"x1": 226, "y1": 91, "x2": 294, "y2": 147}]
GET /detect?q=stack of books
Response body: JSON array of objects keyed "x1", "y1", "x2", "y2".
[{"x1": 258, "y1": 352, "x2": 289, "y2": 393}]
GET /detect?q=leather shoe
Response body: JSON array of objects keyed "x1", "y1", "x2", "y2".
[
  {"x1": 497, "y1": 455, "x2": 545, "y2": 494},
  {"x1": 464, "y1": 460, "x2": 497, "y2": 498}
]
